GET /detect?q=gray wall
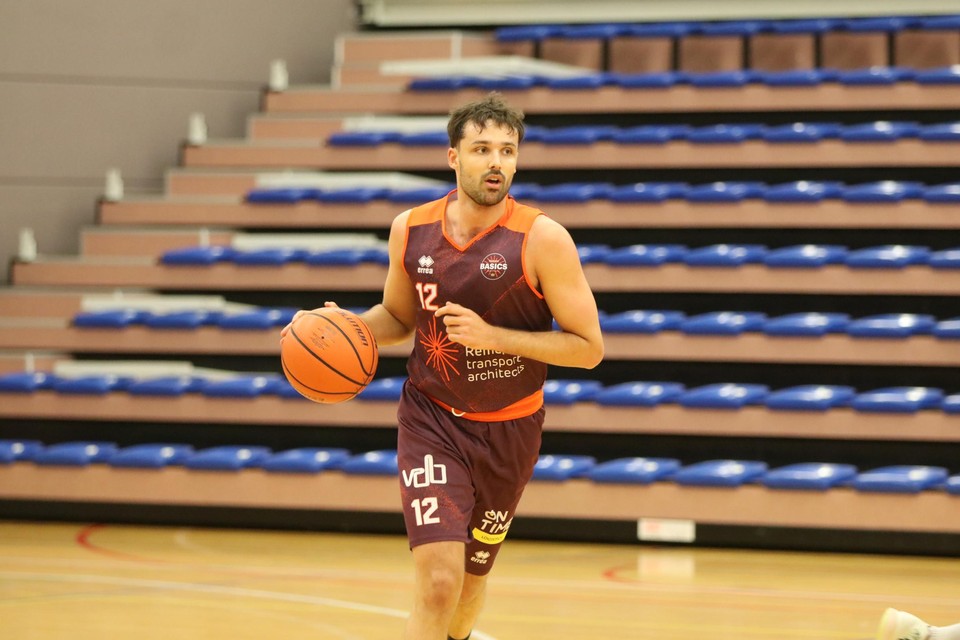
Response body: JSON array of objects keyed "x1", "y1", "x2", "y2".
[{"x1": 0, "y1": 0, "x2": 357, "y2": 282}]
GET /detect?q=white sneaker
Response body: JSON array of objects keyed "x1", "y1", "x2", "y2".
[{"x1": 877, "y1": 608, "x2": 932, "y2": 640}]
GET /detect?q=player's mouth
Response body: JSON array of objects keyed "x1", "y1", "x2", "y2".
[{"x1": 484, "y1": 173, "x2": 504, "y2": 188}]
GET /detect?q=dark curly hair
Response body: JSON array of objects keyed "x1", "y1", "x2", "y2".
[{"x1": 447, "y1": 92, "x2": 525, "y2": 148}]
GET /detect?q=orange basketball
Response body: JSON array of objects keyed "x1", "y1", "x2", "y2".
[{"x1": 280, "y1": 307, "x2": 378, "y2": 403}]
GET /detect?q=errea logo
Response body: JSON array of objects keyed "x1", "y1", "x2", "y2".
[
  {"x1": 470, "y1": 550, "x2": 491, "y2": 565},
  {"x1": 417, "y1": 255, "x2": 435, "y2": 275},
  {"x1": 479, "y1": 253, "x2": 507, "y2": 280}
]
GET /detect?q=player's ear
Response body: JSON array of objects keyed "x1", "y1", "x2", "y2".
[{"x1": 447, "y1": 146, "x2": 458, "y2": 171}]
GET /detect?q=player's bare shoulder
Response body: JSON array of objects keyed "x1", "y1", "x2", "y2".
[{"x1": 527, "y1": 214, "x2": 578, "y2": 259}]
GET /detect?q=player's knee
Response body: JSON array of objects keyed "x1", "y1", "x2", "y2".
[{"x1": 419, "y1": 566, "x2": 463, "y2": 612}]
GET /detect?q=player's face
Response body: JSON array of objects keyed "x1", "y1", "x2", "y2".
[{"x1": 448, "y1": 120, "x2": 519, "y2": 208}]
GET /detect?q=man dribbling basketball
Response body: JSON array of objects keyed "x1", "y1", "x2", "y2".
[{"x1": 282, "y1": 92, "x2": 604, "y2": 640}]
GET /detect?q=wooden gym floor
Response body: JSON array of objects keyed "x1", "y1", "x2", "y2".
[{"x1": 1, "y1": 520, "x2": 957, "y2": 639}]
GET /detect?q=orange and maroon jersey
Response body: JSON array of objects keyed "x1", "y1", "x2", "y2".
[{"x1": 402, "y1": 191, "x2": 553, "y2": 420}]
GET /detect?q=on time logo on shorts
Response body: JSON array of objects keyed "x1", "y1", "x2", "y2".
[{"x1": 479, "y1": 253, "x2": 507, "y2": 280}]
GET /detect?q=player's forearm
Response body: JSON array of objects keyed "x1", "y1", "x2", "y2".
[
  {"x1": 490, "y1": 326, "x2": 604, "y2": 370},
  {"x1": 361, "y1": 303, "x2": 415, "y2": 346}
]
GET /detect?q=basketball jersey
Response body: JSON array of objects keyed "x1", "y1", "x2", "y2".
[{"x1": 402, "y1": 191, "x2": 553, "y2": 419}]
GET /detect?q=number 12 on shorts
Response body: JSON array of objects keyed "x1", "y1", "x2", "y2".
[{"x1": 411, "y1": 497, "x2": 440, "y2": 526}]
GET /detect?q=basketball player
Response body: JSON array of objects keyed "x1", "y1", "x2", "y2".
[
  {"x1": 878, "y1": 609, "x2": 960, "y2": 640},
  {"x1": 282, "y1": 92, "x2": 603, "y2": 639}
]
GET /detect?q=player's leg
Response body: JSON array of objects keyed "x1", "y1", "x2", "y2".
[
  {"x1": 447, "y1": 572, "x2": 487, "y2": 640},
  {"x1": 877, "y1": 609, "x2": 960, "y2": 640},
  {"x1": 404, "y1": 540, "x2": 467, "y2": 640}
]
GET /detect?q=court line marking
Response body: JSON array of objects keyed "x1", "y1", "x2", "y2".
[{"x1": 0, "y1": 571, "x2": 498, "y2": 640}]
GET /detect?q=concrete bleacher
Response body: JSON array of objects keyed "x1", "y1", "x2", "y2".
[{"x1": 2, "y1": 10, "x2": 959, "y2": 553}]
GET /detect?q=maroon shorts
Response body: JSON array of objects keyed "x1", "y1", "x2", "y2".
[{"x1": 396, "y1": 380, "x2": 544, "y2": 576}]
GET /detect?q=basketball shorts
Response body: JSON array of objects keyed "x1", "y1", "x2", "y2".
[{"x1": 396, "y1": 380, "x2": 544, "y2": 576}]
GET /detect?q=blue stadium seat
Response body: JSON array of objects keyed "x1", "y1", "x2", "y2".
[
  {"x1": 53, "y1": 375, "x2": 132, "y2": 395},
  {"x1": 768, "y1": 18, "x2": 841, "y2": 34},
  {"x1": 614, "y1": 125, "x2": 690, "y2": 144},
  {"x1": 613, "y1": 71, "x2": 684, "y2": 88},
  {"x1": 922, "y1": 183, "x2": 960, "y2": 202},
  {"x1": 762, "y1": 123, "x2": 842, "y2": 143},
  {"x1": 408, "y1": 76, "x2": 478, "y2": 91},
  {"x1": 246, "y1": 187, "x2": 318, "y2": 203},
  {"x1": 356, "y1": 376, "x2": 406, "y2": 401},
  {"x1": 340, "y1": 450, "x2": 399, "y2": 475},
  {"x1": 836, "y1": 67, "x2": 915, "y2": 85},
  {"x1": 930, "y1": 249, "x2": 960, "y2": 269},
  {"x1": 475, "y1": 76, "x2": 540, "y2": 91},
  {"x1": 586, "y1": 457, "x2": 681, "y2": 484},
  {"x1": 622, "y1": 22, "x2": 695, "y2": 38},
  {"x1": 0, "y1": 439, "x2": 44, "y2": 463},
  {"x1": 682, "y1": 244, "x2": 767, "y2": 266},
  {"x1": 184, "y1": 445, "x2": 272, "y2": 471},
  {"x1": 110, "y1": 444, "x2": 194, "y2": 468},
  {"x1": 755, "y1": 69, "x2": 828, "y2": 86},
  {"x1": 161, "y1": 245, "x2": 234, "y2": 265},
  {"x1": 556, "y1": 23, "x2": 630, "y2": 39},
  {"x1": 593, "y1": 381, "x2": 686, "y2": 407},
  {"x1": 232, "y1": 247, "x2": 306, "y2": 266},
  {"x1": 34, "y1": 441, "x2": 117, "y2": 466},
  {"x1": 508, "y1": 183, "x2": 542, "y2": 200},
  {"x1": 600, "y1": 310, "x2": 685, "y2": 333},
  {"x1": 0, "y1": 371, "x2": 59, "y2": 392},
  {"x1": 844, "y1": 245, "x2": 931, "y2": 268},
  {"x1": 947, "y1": 475, "x2": 960, "y2": 495},
  {"x1": 74, "y1": 309, "x2": 147, "y2": 328},
  {"x1": 679, "y1": 311, "x2": 766, "y2": 335},
  {"x1": 698, "y1": 20, "x2": 767, "y2": 36},
  {"x1": 261, "y1": 448, "x2": 351, "y2": 473},
  {"x1": 315, "y1": 187, "x2": 390, "y2": 203},
  {"x1": 539, "y1": 125, "x2": 619, "y2": 145},
  {"x1": 919, "y1": 123, "x2": 960, "y2": 141},
  {"x1": 678, "y1": 383, "x2": 769, "y2": 408},
  {"x1": 544, "y1": 73, "x2": 614, "y2": 90},
  {"x1": 919, "y1": 15, "x2": 960, "y2": 29},
  {"x1": 761, "y1": 463, "x2": 858, "y2": 490},
  {"x1": 846, "y1": 16, "x2": 922, "y2": 31},
  {"x1": 841, "y1": 181, "x2": 924, "y2": 202},
  {"x1": 851, "y1": 387, "x2": 945, "y2": 413},
  {"x1": 762, "y1": 312, "x2": 850, "y2": 336},
  {"x1": 762, "y1": 245, "x2": 848, "y2": 267},
  {"x1": 201, "y1": 375, "x2": 284, "y2": 398},
  {"x1": 846, "y1": 313, "x2": 937, "y2": 338},
  {"x1": 532, "y1": 454, "x2": 596, "y2": 481},
  {"x1": 687, "y1": 124, "x2": 764, "y2": 143},
  {"x1": 763, "y1": 385, "x2": 856, "y2": 411},
  {"x1": 687, "y1": 70, "x2": 756, "y2": 88},
  {"x1": 944, "y1": 394, "x2": 960, "y2": 414},
  {"x1": 685, "y1": 182, "x2": 766, "y2": 202},
  {"x1": 933, "y1": 318, "x2": 960, "y2": 338},
  {"x1": 327, "y1": 131, "x2": 400, "y2": 146},
  {"x1": 535, "y1": 183, "x2": 614, "y2": 202},
  {"x1": 304, "y1": 248, "x2": 366, "y2": 266},
  {"x1": 852, "y1": 466, "x2": 949, "y2": 493},
  {"x1": 543, "y1": 380, "x2": 602, "y2": 405},
  {"x1": 219, "y1": 308, "x2": 296, "y2": 330},
  {"x1": 914, "y1": 66, "x2": 960, "y2": 85},
  {"x1": 145, "y1": 310, "x2": 220, "y2": 329},
  {"x1": 127, "y1": 376, "x2": 208, "y2": 396},
  {"x1": 608, "y1": 182, "x2": 688, "y2": 202},
  {"x1": 577, "y1": 244, "x2": 611, "y2": 264},
  {"x1": 397, "y1": 131, "x2": 450, "y2": 146},
  {"x1": 387, "y1": 186, "x2": 455, "y2": 203},
  {"x1": 604, "y1": 244, "x2": 688, "y2": 265},
  {"x1": 494, "y1": 24, "x2": 564, "y2": 42},
  {"x1": 839, "y1": 121, "x2": 920, "y2": 141},
  {"x1": 672, "y1": 460, "x2": 768, "y2": 487}
]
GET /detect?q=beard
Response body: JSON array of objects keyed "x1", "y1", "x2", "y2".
[{"x1": 460, "y1": 170, "x2": 512, "y2": 207}]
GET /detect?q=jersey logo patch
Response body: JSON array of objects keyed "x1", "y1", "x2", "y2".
[
  {"x1": 479, "y1": 253, "x2": 508, "y2": 280},
  {"x1": 418, "y1": 315, "x2": 460, "y2": 381},
  {"x1": 417, "y1": 255, "x2": 435, "y2": 275}
]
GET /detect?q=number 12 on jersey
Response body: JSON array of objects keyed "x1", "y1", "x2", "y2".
[
  {"x1": 411, "y1": 497, "x2": 440, "y2": 526},
  {"x1": 416, "y1": 282, "x2": 439, "y2": 311}
]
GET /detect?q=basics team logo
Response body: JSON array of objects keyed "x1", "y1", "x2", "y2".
[{"x1": 479, "y1": 253, "x2": 507, "y2": 280}]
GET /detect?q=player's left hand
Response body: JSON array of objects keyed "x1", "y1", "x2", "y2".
[{"x1": 435, "y1": 302, "x2": 495, "y2": 350}]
